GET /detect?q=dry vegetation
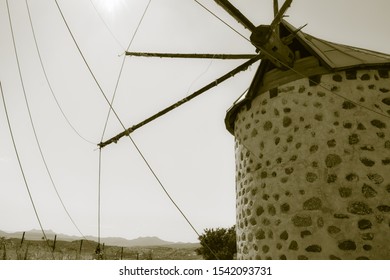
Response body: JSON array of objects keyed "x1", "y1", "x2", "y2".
[{"x1": 0, "y1": 237, "x2": 202, "y2": 260}]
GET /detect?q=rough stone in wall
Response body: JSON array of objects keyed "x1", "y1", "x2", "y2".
[{"x1": 233, "y1": 69, "x2": 390, "y2": 260}]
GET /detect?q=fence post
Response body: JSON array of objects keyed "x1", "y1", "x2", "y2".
[
  {"x1": 52, "y1": 235, "x2": 57, "y2": 252},
  {"x1": 120, "y1": 247, "x2": 124, "y2": 260},
  {"x1": 2, "y1": 243, "x2": 6, "y2": 260},
  {"x1": 79, "y1": 239, "x2": 83, "y2": 256},
  {"x1": 23, "y1": 243, "x2": 29, "y2": 260},
  {"x1": 20, "y1": 232, "x2": 25, "y2": 247}
]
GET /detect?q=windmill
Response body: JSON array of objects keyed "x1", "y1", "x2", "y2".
[
  {"x1": 98, "y1": 0, "x2": 298, "y2": 148},
  {"x1": 98, "y1": 0, "x2": 390, "y2": 261}
]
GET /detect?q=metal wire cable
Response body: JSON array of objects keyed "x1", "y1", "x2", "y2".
[
  {"x1": 1, "y1": 80, "x2": 53, "y2": 259},
  {"x1": 54, "y1": 0, "x2": 219, "y2": 258},
  {"x1": 24, "y1": 1, "x2": 95, "y2": 146}
]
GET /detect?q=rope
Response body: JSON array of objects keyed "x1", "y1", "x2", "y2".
[
  {"x1": 97, "y1": 148, "x2": 102, "y2": 247},
  {"x1": 98, "y1": 55, "x2": 260, "y2": 148},
  {"x1": 194, "y1": 0, "x2": 390, "y2": 120},
  {"x1": 232, "y1": 37, "x2": 390, "y2": 166},
  {"x1": 54, "y1": 0, "x2": 220, "y2": 258},
  {"x1": 193, "y1": 0, "x2": 250, "y2": 44},
  {"x1": 24, "y1": 1, "x2": 95, "y2": 145},
  {"x1": 185, "y1": 53, "x2": 217, "y2": 95},
  {"x1": 88, "y1": 0, "x2": 126, "y2": 51},
  {"x1": 257, "y1": 45, "x2": 390, "y2": 121},
  {"x1": 7, "y1": 0, "x2": 89, "y2": 242},
  {"x1": 123, "y1": 136, "x2": 220, "y2": 260},
  {"x1": 96, "y1": 0, "x2": 152, "y2": 254},
  {"x1": 1, "y1": 81, "x2": 54, "y2": 259},
  {"x1": 100, "y1": 0, "x2": 152, "y2": 142},
  {"x1": 54, "y1": 0, "x2": 126, "y2": 129}
]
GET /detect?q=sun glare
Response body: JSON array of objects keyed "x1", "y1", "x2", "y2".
[{"x1": 95, "y1": 0, "x2": 124, "y2": 16}]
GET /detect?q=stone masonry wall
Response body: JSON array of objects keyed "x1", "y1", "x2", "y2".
[{"x1": 234, "y1": 68, "x2": 390, "y2": 260}]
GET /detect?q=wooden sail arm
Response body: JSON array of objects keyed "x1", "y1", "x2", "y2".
[
  {"x1": 274, "y1": 0, "x2": 279, "y2": 36},
  {"x1": 269, "y1": 0, "x2": 292, "y2": 31},
  {"x1": 125, "y1": 52, "x2": 257, "y2": 60},
  {"x1": 214, "y1": 0, "x2": 256, "y2": 31},
  {"x1": 98, "y1": 55, "x2": 261, "y2": 149}
]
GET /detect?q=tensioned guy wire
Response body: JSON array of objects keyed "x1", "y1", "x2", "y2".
[{"x1": 54, "y1": 0, "x2": 219, "y2": 258}]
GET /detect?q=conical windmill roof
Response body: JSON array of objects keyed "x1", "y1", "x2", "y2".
[
  {"x1": 285, "y1": 21, "x2": 390, "y2": 70},
  {"x1": 225, "y1": 20, "x2": 390, "y2": 134}
]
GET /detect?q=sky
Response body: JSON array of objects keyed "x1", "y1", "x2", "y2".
[{"x1": 0, "y1": 0, "x2": 390, "y2": 243}]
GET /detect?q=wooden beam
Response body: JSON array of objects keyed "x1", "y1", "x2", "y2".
[
  {"x1": 52, "y1": 234, "x2": 57, "y2": 252},
  {"x1": 79, "y1": 239, "x2": 83, "y2": 255},
  {"x1": 98, "y1": 55, "x2": 261, "y2": 148},
  {"x1": 125, "y1": 52, "x2": 256, "y2": 60},
  {"x1": 273, "y1": 0, "x2": 279, "y2": 36},
  {"x1": 20, "y1": 232, "x2": 25, "y2": 247},
  {"x1": 270, "y1": 0, "x2": 292, "y2": 31},
  {"x1": 214, "y1": 0, "x2": 256, "y2": 31},
  {"x1": 273, "y1": 0, "x2": 279, "y2": 17}
]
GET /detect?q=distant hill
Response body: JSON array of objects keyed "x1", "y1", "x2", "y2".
[
  {"x1": 100, "y1": 236, "x2": 173, "y2": 247},
  {"x1": 0, "y1": 229, "x2": 79, "y2": 242},
  {"x1": 0, "y1": 229, "x2": 198, "y2": 248}
]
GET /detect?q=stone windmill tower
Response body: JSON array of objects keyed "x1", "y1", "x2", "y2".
[
  {"x1": 99, "y1": 1, "x2": 390, "y2": 260},
  {"x1": 225, "y1": 20, "x2": 390, "y2": 260}
]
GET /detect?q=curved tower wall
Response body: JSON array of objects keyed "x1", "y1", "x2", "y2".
[{"x1": 233, "y1": 68, "x2": 390, "y2": 260}]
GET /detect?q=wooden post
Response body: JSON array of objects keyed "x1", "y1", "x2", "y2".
[
  {"x1": 273, "y1": 0, "x2": 280, "y2": 36},
  {"x1": 79, "y1": 240, "x2": 83, "y2": 254},
  {"x1": 214, "y1": 0, "x2": 256, "y2": 30},
  {"x1": 20, "y1": 231, "x2": 25, "y2": 246},
  {"x1": 273, "y1": 0, "x2": 279, "y2": 17},
  {"x1": 125, "y1": 52, "x2": 256, "y2": 60},
  {"x1": 98, "y1": 55, "x2": 261, "y2": 148},
  {"x1": 23, "y1": 243, "x2": 29, "y2": 260},
  {"x1": 2, "y1": 243, "x2": 6, "y2": 260},
  {"x1": 120, "y1": 247, "x2": 124, "y2": 260},
  {"x1": 52, "y1": 235, "x2": 57, "y2": 252},
  {"x1": 136, "y1": 252, "x2": 139, "y2": 260}
]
